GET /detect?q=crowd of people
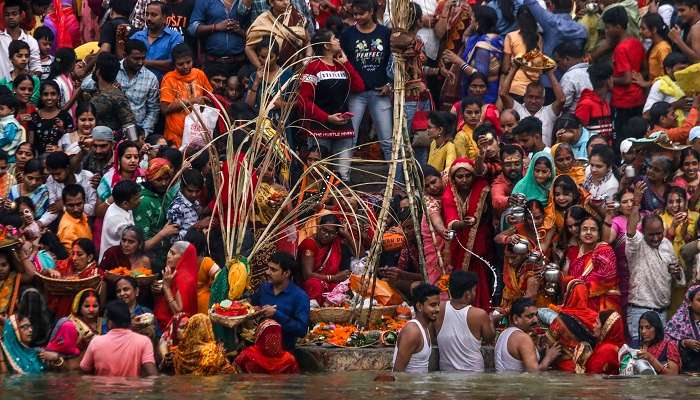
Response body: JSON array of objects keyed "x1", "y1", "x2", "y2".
[{"x1": 0, "y1": 0, "x2": 698, "y2": 379}]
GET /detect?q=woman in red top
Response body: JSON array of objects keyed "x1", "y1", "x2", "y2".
[
  {"x1": 297, "y1": 29, "x2": 364, "y2": 182},
  {"x1": 235, "y1": 319, "x2": 300, "y2": 374},
  {"x1": 299, "y1": 213, "x2": 351, "y2": 305},
  {"x1": 636, "y1": 310, "x2": 681, "y2": 374},
  {"x1": 154, "y1": 242, "x2": 199, "y2": 330}
]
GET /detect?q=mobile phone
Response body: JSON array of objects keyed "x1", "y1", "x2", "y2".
[{"x1": 341, "y1": 112, "x2": 354, "y2": 119}]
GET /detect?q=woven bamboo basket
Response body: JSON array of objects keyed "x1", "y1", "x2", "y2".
[
  {"x1": 208, "y1": 307, "x2": 258, "y2": 329},
  {"x1": 38, "y1": 274, "x2": 101, "y2": 295},
  {"x1": 309, "y1": 305, "x2": 398, "y2": 324},
  {"x1": 104, "y1": 271, "x2": 157, "y2": 286}
]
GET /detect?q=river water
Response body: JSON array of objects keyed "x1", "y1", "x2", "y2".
[{"x1": 2, "y1": 372, "x2": 700, "y2": 399}]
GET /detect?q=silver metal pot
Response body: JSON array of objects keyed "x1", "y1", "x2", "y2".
[
  {"x1": 543, "y1": 263, "x2": 561, "y2": 283},
  {"x1": 511, "y1": 239, "x2": 529, "y2": 254}
]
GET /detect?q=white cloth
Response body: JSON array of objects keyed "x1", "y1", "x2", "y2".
[
  {"x1": 643, "y1": 80, "x2": 681, "y2": 113},
  {"x1": 0, "y1": 30, "x2": 41, "y2": 79},
  {"x1": 560, "y1": 62, "x2": 592, "y2": 113},
  {"x1": 41, "y1": 171, "x2": 97, "y2": 226},
  {"x1": 495, "y1": 327, "x2": 525, "y2": 373},
  {"x1": 392, "y1": 319, "x2": 431, "y2": 373},
  {"x1": 99, "y1": 203, "x2": 134, "y2": 262},
  {"x1": 437, "y1": 303, "x2": 484, "y2": 372},
  {"x1": 658, "y1": 4, "x2": 674, "y2": 28},
  {"x1": 625, "y1": 231, "x2": 685, "y2": 310},
  {"x1": 413, "y1": 0, "x2": 439, "y2": 60},
  {"x1": 583, "y1": 168, "x2": 619, "y2": 200},
  {"x1": 513, "y1": 102, "x2": 558, "y2": 147}
]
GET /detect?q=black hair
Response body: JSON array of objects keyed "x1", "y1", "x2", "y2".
[
  {"x1": 351, "y1": 0, "x2": 376, "y2": 14},
  {"x1": 473, "y1": 5, "x2": 498, "y2": 35},
  {"x1": 642, "y1": 13, "x2": 670, "y2": 42},
  {"x1": 16, "y1": 289, "x2": 51, "y2": 346},
  {"x1": 554, "y1": 41, "x2": 584, "y2": 59},
  {"x1": 95, "y1": 52, "x2": 120, "y2": 83},
  {"x1": 552, "y1": 175, "x2": 580, "y2": 209},
  {"x1": 181, "y1": 168, "x2": 204, "y2": 189},
  {"x1": 171, "y1": 43, "x2": 193, "y2": 62},
  {"x1": 665, "y1": 185, "x2": 687, "y2": 204},
  {"x1": 467, "y1": 71, "x2": 488, "y2": 89},
  {"x1": 254, "y1": 36, "x2": 281, "y2": 57},
  {"x1": 422, "y1": 164, "x2": 441, "y2": 178},
  {"x1": 589, "y1": 144, "x2": 615, "y2": 168},
  {"x1": 517, "y1": 7, "x2": 539, "y2": 51},
  {"x1": 554, "y1": 113, "x2": 582, "y2": 132},
  {"x1": 681, "y1": 147, "x2": 700, "y2": 164},
  {"x1": 62, "y1": 183, "x2": 85, "y2": 202},
  {"x1": 663, "y1": 52, "x2": 689, "y2": 72},
  {"x1": 428, "y1": 111, "x2": 457, "y2": 140},
  {"x1": 0, "y1": 94, "x2": 19, "y2": 112},
  {"x1": 112, "y1": 180, "x2": 141, "y2": 205},
  {"x1": 319, "y1": 213, "x2": 341, "y2": 227},
  {"x1": 110, "y1": 0, "x2": 133, "y2": 15},
  {"x1": 45, "y1": 151, "x2": 70, "y2": 170},
  {"x1": 448, "y1": 270, "x2": 478, "y2": 299},
  {"x1": 587, "y1": 62, "x2": 613, "y2": 89},
  {"x1": 270, "y1": 251, "x2": 299, "y2": 281},
  {"x1": 500, "y1": 143, "x2": 525, "y2": 160},
  {"x1": 602, "y1": 6, "x2": 628, "y2": 29},
  {"x1": 157, "y1": 147, "x2": 183, "y2": 171},
  {"x1": 72, "y1": 237, "x2": 96, "y2": 259},
  {"x1": 499, "y1": 0, "x2": 516, "y2": 24},
  {"x1": 552, "y1": 0, "x2": 573, "y2": 12},
  {"x1": 146, "y1": 0, "x2": 168, "y2": 15},
  {"x1": 325, "y1": 15, "x2": 345, "y2": 36},
  {"x1": 204, "y1": 62, "x2": 230, "y2": 79},
  {"x1": 0, "y1": 149, "x2": 8, "y2": 163},
  {"x1": 16, "y1": 196, "x2": 35, "y2": 213},
  {"x1": 408, "y1": 1, "x2": 423, "y2": 31},
  {"x1": 510, "y1": 297, "x2": 535, "y2": 317},
  {"x1": 559, "y1": 312, "x2": 597, "y2": 346},
  {"x1": 184, "y1": 228, "x2": 208, "y2": 256},
  {"x1": 23, "y1": 158, "x2": 42, "y2": 175},
  {"x1": 512, "y1": 116, "x2": 542, "y2": 136},
  {"x1": 125, "y1": 39, "x2": 147, "y2": 55},
  {"x1": 473, "y1": 122, "x2": 496, "y2": 141},
  {"x1": 12, "y1": 73, "x2": 34, "y2": 93},
  {"x1": 32, "y1": 25, "x2": 54, "y2": 42},
  {"x1": 3, "y1": 0, "x2": 25, "y2": 12},
  {"x1": 623, "y1": 116, "x2": 648, "y2": 140},
  {"x1": 649, "y1": 101, "x2": 672, "y2": 126},
  {"x1": 105, "y1": 300, "x2": 131, "y2": 328},
  {"x1": 311, "y1": 29, "x2": 334, "y2": 56},
  {"x1": 38, "y1": 80, "x2": 61, "y2": 108},
  {"x1": 411, "y1": 283, "x2": 441, "y2": 305},
  {"x1": 8, "y1": 39, "x2": 29, "y2": 59},
  {"x1": 460, "y1": 95, "x2": 483, "y2": 114},
  {"x1": 676, "y1": 0, "x2": 700, "y2": 8},
  {"x1": 49, "y1": 48, "x2": 76, "y2": 79},
  {"x1": 526, "y1": 199, "x2": 544, "y2": 215},
  {"x1": 75, "y1": 101, "x2": 97, "y2": 118},
  {"x1": 639, "y1": 311, "x2": 664, "y2": 346},
  {"x1": 115, "y1": 275, "x2": 139, "y2": 291},
  {"x1": 116, "y1": 140, "x2": 139, "y2": 166}
]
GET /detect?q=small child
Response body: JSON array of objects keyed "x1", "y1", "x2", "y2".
[
  {"x1": 33, "y1": 26, "x2": 55, "y2": 81},
  {"x1": 0, "y1": 40, "x2": 40, "y2": 104},
  {"x1": 0, "y1": 94, "x2": 24, "y2": 163},
  {"x1": 99, "y1": 180, "x2": 142, "y2": 262},
  {"x1": 167, "y1": 168, "x2": 203, "y2": 240},
  {"x1": 226, "y1": 75, "x2": 243, "y2": 103}
]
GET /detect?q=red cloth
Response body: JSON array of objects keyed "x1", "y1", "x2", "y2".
[
  {"x1": 299, "y1": 237, "x2": 342, "y2": 304},
  {"x1": 441, "y1": 158, "x2": 493, "y2": 309},
  {"x1": 566, "y1": 243, "x2": 621, "y2": 313},
  {"x1": 611, "y1": 37, "x2": 645, "y2": 109},
  {"x1": 575, "y1": 89, "x2": 613, "y2": 141},
  {"x1": 235, "y1": 319, "x2": 299, "y2": 374},
  {"x1": 154, "y1": 245, "x2": 199, "y2": 329},
  {"x1": 587, "y1": 312, "x2": 625, "y2": 374},
  {"x1": 550, "y1": 307, "x2": 600, "y2": 373},
  {"x1": 208, "y1": 154, "x2": 259, "y2": 228},
  {"x1": 47, "y1": 261, "x2": 100, "y2": 317}
]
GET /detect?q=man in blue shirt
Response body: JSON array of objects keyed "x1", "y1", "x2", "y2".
[
  {"x1": 251, "y1": 251, "x2": 310, "y2": 350},
  {"x1": 189, "y1": 0, "x2": 252, "y2": 75},
  {"x1": 130, "y1": 1, "x2": 184, "y2": 81}
]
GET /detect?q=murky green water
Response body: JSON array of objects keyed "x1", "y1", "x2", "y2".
[{"x1": 2, "y1": 372, "x2": 700, "y2": 399}]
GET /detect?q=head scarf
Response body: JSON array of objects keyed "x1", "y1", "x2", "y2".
[
  {"x1": 0, "y1": 315, "x2": 46, "y2": 374},
  {"x1": 154, "y1": 244, "x2": 199, "y2": 330},
  {"x1": 66, "y1": 288, "x2": 101, "y2": 343},
  {"x1": 665, "y1": 284, "x2": 700, "y2": 342},
  {"x1": 550, "y1": 279, "x2": 589, "y2": 313},
  {"x1": 146, "y1": 158, "x2": 173, "y2": 182},
  {"x1": 110, "y1": 141, "x2": 143, "y2": 187},
  {"x1": 173, "y1": 314, "x2": 236, "y2": 376},
  {"x1": 234, "y1": 319, "x2": 300, "y2": 374},
  {"x1": 598, "y1": 311, "x2": 625, "y2": 347},
  {"x1": 551, "y1": 143, "x2": 585, "y2": 185},
  {"x1": 512, "y1": 150, "x2": 556, "y2": 205},
  {"x1": 45, "y1": 320, "x2": 80, "y2": 357},
  {"x1": 161, "y1": 312, "x2": 189, "y2": 349}
]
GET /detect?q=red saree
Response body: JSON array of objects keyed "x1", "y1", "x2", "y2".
[
  {"x1": 299, "y1": 237, "x2": 343, "y2": 305},
  {"x1": 441, "y1": 158, "x2": 493, "y2": 310},
  {"x1": 548, "y1": 307, "x2": 599, "y2": 373},
  {"x1": 47, "y1": 261, "x2": 100, "y2": 317},
  {"x1": 566, "y1": 243, "x2": 621, "y2": 313},
  {"x1": 587, "y1": 311, "x2": 625, "y2": 374},
  {"x1": 235, "y1": 319, "x2": 299, "y2": 374},
  {"x1": 154, "y1": 245, "x2": 199, "y2": 329}
]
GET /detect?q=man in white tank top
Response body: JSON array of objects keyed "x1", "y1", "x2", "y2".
[
  {"x1": 494, "y1": 297, "x2": 561, "y2": 373},
  {"x1": 436, "y1": 271, "x2": 495, "y2": 372},
  {"x1": 392, "y1": 284, "x2": 441, "y2": 373}
]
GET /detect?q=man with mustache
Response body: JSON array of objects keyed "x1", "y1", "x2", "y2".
[
  {"x1": 392, "y1": 283, "x2": 441, "y2": 373},
  {"x1": 495, "y1": 297, "x2": 561, "y2": 373},
  {"x1": 491, "y1": 144, "x2": 525, "y2": 216}
]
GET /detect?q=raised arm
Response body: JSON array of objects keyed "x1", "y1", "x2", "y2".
[
  {"x1": 499, "y1": 65, "x2": 518, "y2": 110},
  {"x1": 627, "y1": 180, "x2": 646, "y2": 237},
  {"x1": 548, "y1": 69, "x2": 565, "y2": 115}
]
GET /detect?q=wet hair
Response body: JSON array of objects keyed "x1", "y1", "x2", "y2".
[
  {"x1": 663, "y1": 52, "x2": 688, "y2": 71},
  {"x1": 554, "y1": 41, "x2": 584, "y2": 59},
  {"x1": 72, "y1": 237, "x2": 96, "y2": 259},
  {"x1": 552, "y1": 175, "x2": 581, "y2": 208},
  {"x1": 61, "y1": 183, "x2": 85, "y2": 202},
  {"x1": 311, "y1": 29, "x2": 334, "y2": 56},
  {"x1": 8, "y1": 39, "x2": 29, "y2": 58},
  {"x1": 559, "y1": 312, "x2": 597, "y2": 346},
  {"x1": 125, "y1": 39, "x2": 147, "y2": 55},
  {"x1": 171, "y1": 43, "x2": 193, "y2": 62},
  {"x1": 16, "y1": 289, "x2": 51, "y2": 346},
  {"x1": 105, "y1": 300, "x2": 131, "y2": 328},
  {"x1": 23, "y1": 158, "x2": 42, "y2": 175},
  {"x1": 46, "y1": 151, "x2": 70, "y2": 170},
  {"x1": 38, "y1": 80, "x2": 61, "y2": 108},
  {"x1": 448, "y1": 270, "x2": 478, "y2": 299},
  {"x1": 639, "y1": 311, "x2": 664, "y2": 346},
  {"x1": 121, "y1": 225, "x2": 146, "y2": 253},
  {"x1": 33, "y1": 26, "x2": 54, "y2": 42},
  {"x1": 512, "y1": 116, "x2": 542, "y2": 136},
  {"x1": 510, "y1": 297, "x2": 535, "y2": 317},
  {"x1": 642, "y1": 13, "x2": 669, "y2": 41},
  {"x1": 500, "y1": 143, "x2": 525, "y2": 160},
  {"x1": 473, "y1": 5, "x2": 498, "y2": 35},
  {"x1": 589, "y1": 144, "x2": 615, "y2": 168},
  {"x1": 517, "y1": 7, "x2": 539, "y2": 51},
  {"x1": 587, "y1": 62, "x2": 613, "y2": 89},
  {"x1": 428, "y1": 111, "x2": 457, "y2": 140},
  {"x1": 49, "y1": 48, "x2": 76, "y2": 79},
  {"x1": 602, "y1": 6, "x2": 628, "y2": 29},
  {"x1": 95, "y1": 52, "x2": 120, "y2": 83},
  {"x1": 665, "y1": 186, "x2": 687, "y2": 203},
  {"x1": 649, "y1": 101, "x2": 672, "y2": 126},
  {"x1": 460, "y1": 96, "x2": 483, "y2": 115},
  {"x1": 411, "y1": 283, "x2": 441, "y2": 305},
  {"x1": 112, "y1": 180, "x2": 141, "y2": 205},
  {"x1": 181, "y1": 168, "x2": 204, "y2": 190},
  {"x1": 75, "y1": 101, "x2": 96, "y2": 118}
]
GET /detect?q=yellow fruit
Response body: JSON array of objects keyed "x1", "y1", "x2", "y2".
[{"x1": 227, "y1": 259, "x2": 249, "y2": 300}]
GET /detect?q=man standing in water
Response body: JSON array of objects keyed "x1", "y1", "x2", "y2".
[
  {"x1": 436, "y1": 271, "x2": 495, "y2": 372},
  {"x1": 392, "y1": 283, "x2": 440, "y2": 373},
  {"x1": 494, "y1": 297, "x2": 560, "y2": 373}
]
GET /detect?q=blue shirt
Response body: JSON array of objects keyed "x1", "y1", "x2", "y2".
[
  {"x1": 251, "y1": 281, "x2": 309, "y2": 350},
  {"x1": 130, "y1": 27, "x2": 184, "y2": 81},
  {"x1": 188, "y1": 0, "x2": 251, "y2": 57},
  {"x1": 523, "y1": 0, "x2": 587, "y2": 56}
]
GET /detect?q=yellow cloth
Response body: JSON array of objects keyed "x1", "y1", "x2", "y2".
[
  {"x1": 580, "y1": 14, "x2": 599, "y2": 54},
  {"x1": 648, "y1": 41, "x2": 673, "y2": 82},
  {"x1": 454, "y1": 125, "x2": 478, "y2": 160},
  {"x1": 660, "y1": 211, "x2": 699, "y2": 258},
  {"x1": 173, "y1": 314, "x2": 237, "y2": 376},
  {"x1": 197, "y1": 257, "x2": 218, "y2": 314},
  {"x1": 57, "y1": 212, "x2": 92, "y2": 253},
  {"x1": 657, "y1": 75, "x2": 686, "y2": 126},
  {"x1": 74, "y1": 42, "x2": 99, "y2": 60},
  {"x1": 675, "y1": 63, "x2": 700, "y2": 97},
  {"x1": 428, "y1": 140, "x2": 457, "y2": 173},
  {"x1": 254, "y1": 182, "x2": 287, "y2": 225}
]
